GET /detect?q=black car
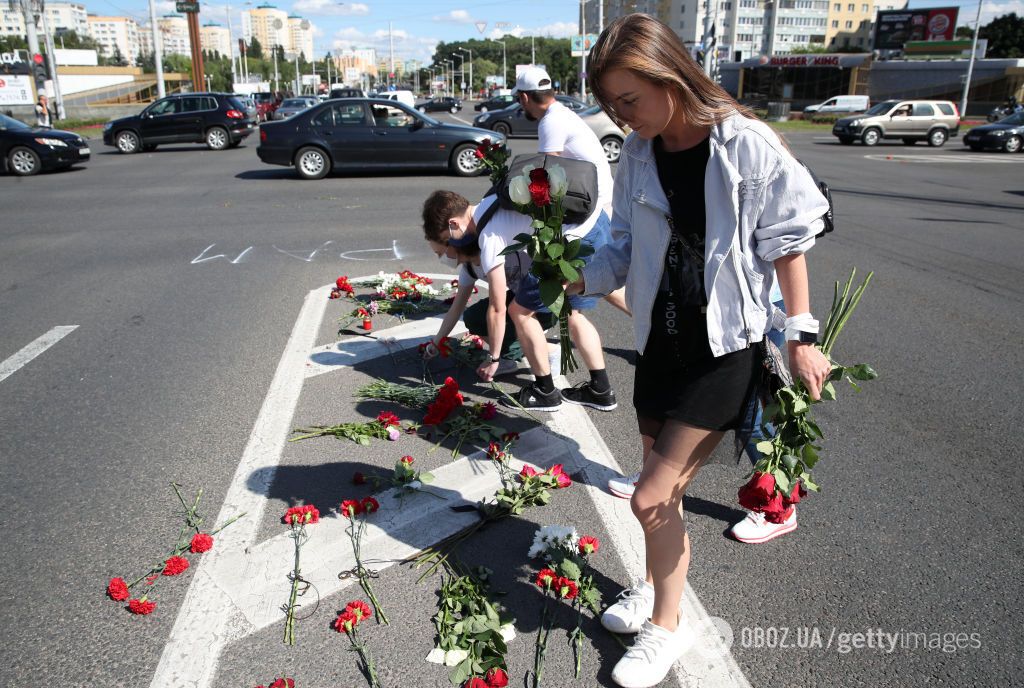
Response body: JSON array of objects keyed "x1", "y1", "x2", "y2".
[
  {"x1": 474, "y1": 94, "x2": 515, "y2": 112},
  {"x1": 1, "y1": 113, "x2": 90, "y2": 176},
  {"x1": 102, "y1": 93, "x2": 256, "y2": 154},
  {"x1": 962, "y1": 112, "x2": 1024, "y2": 153},
  {"x1": 472, "y1": 96, "x2": 588, "y2": 137},
  {"x1": 330, "y1": 87, "x2": 364, "y2": 99},
  {"x1": 257, "y1": 98, "x2": 504, "y2": 180},
  {"x1": 415, "y1": 97, "x2": 463, "y2": 114}
]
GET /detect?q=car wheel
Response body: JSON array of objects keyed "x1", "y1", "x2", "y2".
[
  {"x1": 838, "y1": 136, "x2": 854, "y2": 145},
  {"x1": 419, "y1": 107, "x2": 427, "y2": 113},
  {"x1": 294, "y1": 146, "x2": 330, "y2": 180},
  {"x1": 450, "y1": 106, "x2": 458, "y2": 114},
  {"x1": 142, "y1": 144, "x2": 158, "y2": 152},
  {"x1": 7, "y1": 146, "x2": 41, "y2": 176},
  {"x1": 861, "y1": 128, "x2": 881, "y2": 146},
  {"x1": 901, "y1": 138, "x2": 917, "y2": 145},
  {"x1": 116, "y1": 130, "x2": 140, "y2": 154},
  {"x1": 601, "y1": 135, "x2": 623, "y2": 163},
  {"x1": 927, "y1": 129, "x2": 947, "y2": 147},
  {"x1": 1003, "y1": 135, "x2": 1022, "y2": 153},
  {"x1": 451, "y1": 143, "x2": 482, "y2": 177},
  {"x1": 493, "y1": 122, "x2": 510, "y2": 136},
  {"x1": 206, "y1": 126, "x2": 230, "y2": 151},
  {"x1": 479, "y1": 106, "x2": 488, "y2": 113}
]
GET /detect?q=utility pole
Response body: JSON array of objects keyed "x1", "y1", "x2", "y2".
[
  {"x1": 459, "y1": 47, "x2": 472, "y2": 98},
  {"x1": 226, "y1": 3, "x2": 235, "y2": 90},
  {"x1": 960, "y1": 0, "x2": 983, "y2": 117},
  {"x1": 273, "y1": 45, "x2": 279, "y2": 93},
  {"x1": 388, "y1": 21, "x2": 394, "y2": 88},
  {"x1": 18, "y1": 0, "x2": 45, "y2": 98},
  {"x1": 531, "y1": 35, "x2": 535, "y2": 64},
  {"x1": 491, "y1": 38, "x2": 506, "y2": 90},
  {"x1": 579, "y1": 0, "x2": 586, "y2": 100},
  {"x1": 40, "y1": 8, "x2": 65, "y2": 118}
]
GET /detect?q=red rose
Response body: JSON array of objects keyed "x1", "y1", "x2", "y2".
[
  {"x1": 737, "y1": 472, "x2": 777, "y2": 512},
  {"x1": 128, "y1": 598, "x2": 156, "y2": 615},
  {"x1": 333, "y1": 609, "x2": 358, "y2": 633},
  {"x1": 107, "y1": 577, "x2": 130, "y2": 601},
  {"x1": 190, "y1": 533, "x2": 214, "y2": 553},
  {"x1": 762, "y1": 491, "x2": 792, "y2": 524},
  {"x1": 340, "y1": 499, "x2": 363, "y2": 518},
  {"x1": 474, "y1": 146, "x2": 486, "y2": 159},
  {"x1": 555, "y1": 576, "x2": 579, "y2": 600},
  {"x1": 352, "y1": 471, "x2": 367, "y2": 485},
  {"x1": 283, "y1": 504, "x2": 320, "y2": 525},
  {"x1": 361, "y1": 496, "x2": 380, "y2": 514},
  {"x1": 481, "y1": 137, "x2": 491, "y2": 148},
  {"x1": 464, "y1": 679, "x2": 489, "y2": 688},
  {"x1": 400, "y1": 455, "x2": 414, "y2": 465},
  {"x1": 486, "y1": 442, "x2": 504, "y2": 461},
  {"x1": 346, "y1": 600, "x2": 373, "y2": 621},
  {"x1": 377, "y1": 411, "x2": 401, "y2": 427},
  {"x1": 782, "y1": 481, "x2": 807, "y2": 506},
  {"x1": 528, "y1": 168, "x2": 547, "y2": 183},
  {"x1": 547, "y1": 465, "x2": 572, "y2": 488},
  {"x1": 268, "y1": 679, "x2": 294, "y2": 688},
  {"x1": 519, "y1": 465, "x2": 538, "y2": 478},
  {"x1": 535, "y1": 568, "x2": 556, "y2": 589},
  {"x1": 485, "y1": 667, "x2": 509, "y2": 688},
  {"x1": 501, "y1": 432, "x2": 519, "y2": 443},
  {"x1": 162, "y1": 556, "x2": 189, "y2": 576},
  {"x1": 528, "y1": 179, "x2": 551, "y2": 207},
  {"x1": 578, "y1": 536, "x2": 600, "y2": 555}
]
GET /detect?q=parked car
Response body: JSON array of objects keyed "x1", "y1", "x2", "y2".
[
  {"x1": 102, "y1": 93, "x2": 257, "y2": 154},
  {"x1": 374, "y1": 90, "x2": 416, "y2": 108},
  {"x1": 474, "y1": 94, "x2": 515, "y2": 112},
  {"x1": 233, "y1": 94, "x2": 258, "y2": 119},
  {"x1": 803, "y1": 95, "x2": 869, "y2": 115},
  {"x1": 962, "y1": 112, "x2": 1024, "y2": 153},
  {"x1": 274, "y1": 97, "x2": 319, "y2": 120},
  {"x1": 256, "y1": 98, "x2": 504, "y2": 180},
  {"x1": 416, "y1": 97, "x2": 463, "y2": 114},
  {"x1": 473, "y1": 96, "x2": 590, "y2": 137},
  {"x1": 329, "y1": 87, "x2": 364, "y2": 99},
  {"x1": 252, "y1": 92, "x2": 278, "y2": 122},
  {"x1": 832, "y1": 99, "x2": 960, "y2": 147},
  {"x1": 578, "y1": 105, "x2": 628, "y2": 163},
  {"x1": 1, "y1": 113, "x2": 90, "y2": 176}
]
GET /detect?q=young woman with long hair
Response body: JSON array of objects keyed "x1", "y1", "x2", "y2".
[{"x1": 570, "y1": 14, "x2": 832, "y2": 687}]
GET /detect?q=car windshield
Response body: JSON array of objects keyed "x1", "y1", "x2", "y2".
[
  {"x1": 281, "y1": 99, "x2": 308, "y2": 107},
  {"x1": 0, "y1": 114, "x2": 30, "y2": 131},
  {"x1": 865, "y1": 100, "x2": 898, "y2": 116},
  {"x1": 997, "y1": 112, "x2": 1024, "y2": 125}
]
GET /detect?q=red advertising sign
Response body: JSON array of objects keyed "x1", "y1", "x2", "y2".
[
  {"x1": 769, "y1": 55, "x2": 842, "y2": 67},
  {"x1": 874, "y1": 7, "x2": 959, "y2": 50}
]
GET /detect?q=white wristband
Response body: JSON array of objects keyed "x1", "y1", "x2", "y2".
[{"x1": 784, "y1": 313, "x2": 819, "y2": 342}]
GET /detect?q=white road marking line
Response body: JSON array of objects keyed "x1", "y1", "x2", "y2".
[
  {"x1": 451, "y1": 114, "x2": 474, "y2": 125},
  {"x1": 864, "y1": 153, "x2": 1024, "y2": 163},
  {"x1": 0, "y1": 326, "x2": 78, "y2": 383},
  {"x1": 272, "y1": 241, "x2": 335, "y2": 262}
]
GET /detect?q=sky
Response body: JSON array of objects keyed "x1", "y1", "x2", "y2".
[{"x1": 89, "y1": 0, "x2": 1023, "y2": 64}]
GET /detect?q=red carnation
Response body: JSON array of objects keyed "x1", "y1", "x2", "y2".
[
  {"x1": 535, "y1": 568, "x2": 556, "y2": 589},
  {"x1": 555, "y1": 576, "x2": 579, "y2": 600},
  {"x1": 486, "y1": 442, "x2": 504, "y2": 461},
  {"x1": 128, "y1": 598, "x2": 156, "y2": 615},
  {"x1": 333, "y1": 609, "x2": 358, "y2": 633},
  {"x1": 345, "y1": 599, "x2": 373, "y2": 621},
  {"x1": 340, "y1": 499, "x2": 363, "y2": 518},
  {"x1": 352, "y1": 471, "x2": 367, "y2": 485},
  {"x1": 478, "y1": 402, "x2": 498, "y2": 421},
  {"x1": 162, "y1": 556, "x2": 189, "y2": 576},
  {"x1": 190, "y1": 533, "x2": 214, "y2": 553},
  {"x1": 400, "y1": 455, "x2": 414, "y2": 465},
  {"x1": 283, "y1": 504, "x2": 320, "y2": 526},
  {"x1": 464, "y1": 679, "x2": 489, "y2": 688},
  {"x1": 361, "y1": 496, "x2": 380, "y2": 514},
  {"x1": 737, "y1": 472, "x2": 777, "y2": 512},
  {"x1": 336, "y1": 276, "x2": 350, "y2": 289},
  {"x1": 578, "y1": 536, "x2": 600, "y2": 556},
  {"x1": 485, "y1": 667, "x2": 509, "y2": 688},
  {"x1": 107, "y1": 577, "x2": 130, "y2": 601},
  {"x1": 268, "y1": 680, "x2": 294, "y2": 688},
  {"x1": 376, "y1": 411, "x2": 401, "y2": 427}
]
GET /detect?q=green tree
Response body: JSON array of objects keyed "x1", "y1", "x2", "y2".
[
  {"x1": 248, "y1": 37, "x2": 263, "y2": 59},
  {"x1": 979, "y1": 12, "x2": 1024, "y2": 58},
  {"x1": 955, "y1": 25, "x2": 974, "y2": 39}
]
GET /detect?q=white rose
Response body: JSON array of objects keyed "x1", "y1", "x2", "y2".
[
  {"x1": 547, "y1": 165, "x2": 568, "y2": 198},
  {"x1": 425, "y1": 647, "x2": 447, "y2": 664},
  {"x1": 508, "y1": 174, "x2": 532, "y2": 205},
  {"x1": 444, "y1": 648, "x2": 469, "y2": 666},
  {"x1": 499, "y1": 623, "x2": 516, "y2": 643}
]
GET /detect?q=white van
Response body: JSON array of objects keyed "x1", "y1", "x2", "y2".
[
  {"x1": 804, "y1": 95, "x2": 870, "y2": 115},
  {"x1": 374, "y1": 90, "x2": 416, "y2": 109}
]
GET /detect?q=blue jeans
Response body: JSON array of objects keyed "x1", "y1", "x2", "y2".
[{"x1": 743, "y1": 300, "x2": 786, "y2": 465}]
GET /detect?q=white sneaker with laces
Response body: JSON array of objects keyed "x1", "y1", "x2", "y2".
[
  {"x1": 601, "y1": 579, "x2": 654, "y2": 634},
  {"x1": 608, "y1": 471, "x2": 641, "y2": 499},
  {"x1": 611, "y1": 618, "x2": 694, "y2": 688},
  {"x1": 730, "y1": 508, "x2": 797, "y2": 544}
]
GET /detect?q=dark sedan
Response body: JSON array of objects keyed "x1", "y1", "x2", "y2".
[
  {"x1": 415, "y1": 97, "x2": 463, "y2": 114},
  {"x1": 962, "y1": 113, "x2": 1024, "y2": 153},
  {"x1": 257, "y1": 98, "x2": 504, "y2": 180},
  {"x1": 474, "y1": 94, "x2": 515, "y2": 112},
  {"x1": 472, "y1": 96, "x2": 589, "y2": 137},
  {"x1": 1, "y1": 114, "x2": 90, "y2": 176}
]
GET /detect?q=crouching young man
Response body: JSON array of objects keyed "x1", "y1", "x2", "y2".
[{"x1": 421, "y1": 190, "x2": 617, "y2": 412}]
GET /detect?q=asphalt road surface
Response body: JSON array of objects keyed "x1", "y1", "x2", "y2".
[{"x1": 1, "y1": 118, "x2": 1022, "y2": 688}]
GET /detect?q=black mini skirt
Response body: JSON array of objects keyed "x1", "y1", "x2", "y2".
[{"x1": 633, "y1": 292, "x2": 759, "y2": 431}]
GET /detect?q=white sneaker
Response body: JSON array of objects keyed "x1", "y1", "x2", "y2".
[
  {"x1": 611, "y1": 618, "x2": 694, "y2": 688},
  {"x1": 729, "y1": 508, "x2": 797, "y2": 544},
  {"x1": 608, "y1": 471, "x2": 640, "y2": 499},
  {"x1": 601, "y1": 579, "x2": 654, "y2": 634}
]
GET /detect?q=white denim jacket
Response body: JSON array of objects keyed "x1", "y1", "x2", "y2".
[{"x1": 582, "y1": 112, "x2": 829, "y2": 357}]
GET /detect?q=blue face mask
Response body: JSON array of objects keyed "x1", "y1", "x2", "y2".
[{"x1": 446, "y1": 229, "x2": 477, "y2": 248}]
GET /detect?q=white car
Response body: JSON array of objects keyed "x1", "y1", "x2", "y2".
[{"x1": 579, "y1": 105, "x2": 628, "y2": 163}]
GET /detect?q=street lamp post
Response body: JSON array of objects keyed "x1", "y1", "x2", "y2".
[
  {"x1": 458, "y1": 47, "x2": 473, "y2": 98},
  {"x1": 491, "y1": 38, "x2": 506, "y2": 90},
  {"x1": 451, "y1": 52, "x2": 464, "y2": 97}
]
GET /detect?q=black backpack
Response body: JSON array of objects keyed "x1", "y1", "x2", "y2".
[{"x1": 493, "y1": 154, "x2": 599, "y2": 225}]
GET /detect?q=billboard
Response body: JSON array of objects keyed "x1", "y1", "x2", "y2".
[
  {"x1": 0, "y1": 50, "x2": 34, "y2": 106},
  {"x1": 571, "y1": 34, "x2": 599, "y2": 57},
  {"x1": 873, "y1": 7, "x2": 958, "y2": 50}
]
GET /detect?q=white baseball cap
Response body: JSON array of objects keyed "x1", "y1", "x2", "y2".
[{"x1": 511, "y1": 66, "x2": 553, "y2": 95}]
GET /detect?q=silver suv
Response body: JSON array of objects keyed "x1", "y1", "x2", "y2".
[{"x1": 832, "y1": 99, "x2": 960, "y2": 147}]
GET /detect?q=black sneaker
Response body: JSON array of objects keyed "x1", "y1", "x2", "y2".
[
  {"x1": 560, "y1": 382, "x2": 618, "y2": 411},
  {"x1": 499, "y1": 383, "x2": 562, "y2": 412}
]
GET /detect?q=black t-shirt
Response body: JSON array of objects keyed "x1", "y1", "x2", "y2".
[{"x1": 653, "y1": 135, "x2": 710, "y2": 307}]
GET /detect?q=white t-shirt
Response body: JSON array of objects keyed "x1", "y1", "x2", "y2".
[
  {"x1": 471, "y1": 196, "x2": 581, "y2": 280},
  {"x1": 537, "y1": 101, "x2": 614, "y2": 213}
]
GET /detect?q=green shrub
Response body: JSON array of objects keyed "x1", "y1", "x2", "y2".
[{"x1": 809, "y1": 113, "x2": 844, "y2": 124}]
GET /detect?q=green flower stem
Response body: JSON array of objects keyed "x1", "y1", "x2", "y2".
[
  {"x1": 349, "y1": 519, "x2": 389, "y2": 624},
  {"x1": 125, "y1": 511, "x2": 245, "y2": 590},
  {"x1": 533, "y1": 590, "x2": 553, "y2": 688},
  {"x1": 283, "y1": 526, "x2": 305, "y2": 645},
  {"x1": 348, "y1": 631, "x2": 381, "y2": 688}
]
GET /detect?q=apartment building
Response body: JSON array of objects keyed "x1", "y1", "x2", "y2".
[
  {"x1": 288, "y1": 16, "x2": 314, "y2": 59},
  {"x1": 826, "y1": 0, "x2": 906, "y2": 51},
  {"x1": 156, "y1": 14, "x2": 191, "y2": 57},
  {"x1": 1, "y1": 2, "x2": 89, "y2": 38},
  {"x1": 242, "y1": 4, "x2": 289, "y2": 52},
  {"x1": 336, "y1": 48, "x2": 377, "y2": 76},
  {"x1": 87, "y1": 15, "x2": 142, "y2": 64},
  {"x1": 200, "y1": 22, "x2": 231, "y2": 57}
]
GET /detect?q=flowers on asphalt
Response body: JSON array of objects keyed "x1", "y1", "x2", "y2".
[
  {"x1": 282, "y1": 503, "x2": 319, "y2": 645},
  {"x1": 189, "y1": 533, "x2": 214, "y2": 553},
  {"x1": 334, "y1": 599, "x2": 382, "y2": 688},
  {"x1": 290, "y1": 409, "x2": 410, "y2": 445},
  {"x1": 128, "y1": 597, "x2": 156, "y2": 615},
  {"x1": 341, "y1": 497, "x2": 389, "y2": 624},
  {"x1": 162, "y1": 555, "x2": 189, "y2": 576}
]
